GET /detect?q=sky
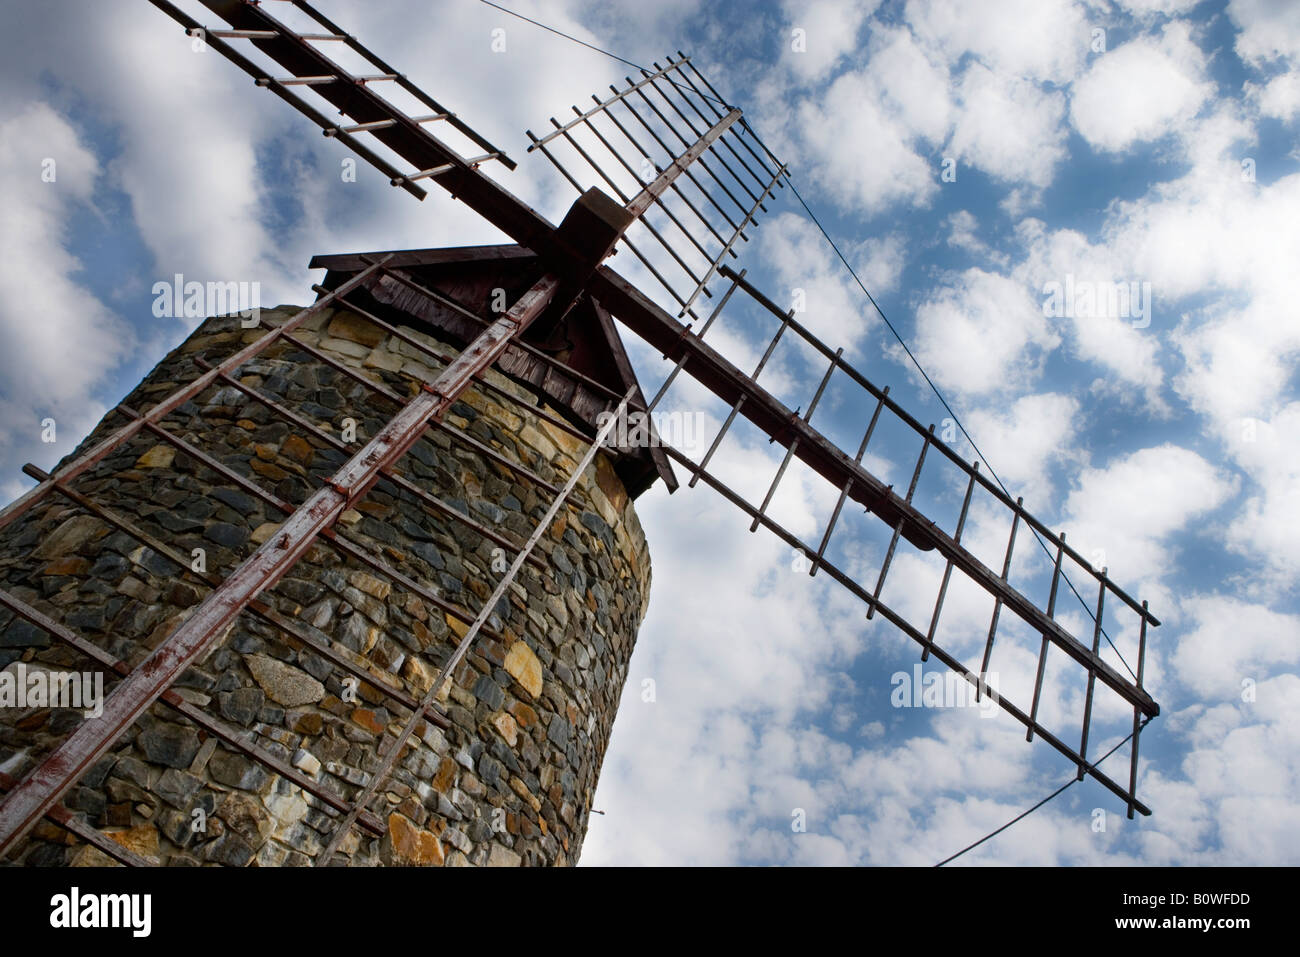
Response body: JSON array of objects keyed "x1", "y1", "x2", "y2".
[{"x1": 1, "y1": 0, "x2": 1297, "y2": 866}]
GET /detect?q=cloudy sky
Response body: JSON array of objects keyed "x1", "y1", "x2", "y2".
[{"x1": 2, "y1": 0, "x2": 1298, "y2": 865}]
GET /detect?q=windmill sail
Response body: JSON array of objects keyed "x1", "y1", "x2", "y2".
[{"x1": 0, "y1": 0, "x2": 1158, "y2": 863}]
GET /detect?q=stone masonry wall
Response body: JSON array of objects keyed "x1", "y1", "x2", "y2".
[{"x1": 0, "y1": 303, "x2": 650, "y2": 866}]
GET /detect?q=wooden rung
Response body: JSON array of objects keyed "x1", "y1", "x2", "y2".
[
  {"x1": 209, "y1": 29, "x2": 279, "y2": 39},
  {"x1": 1076, "y1": 573, "x2": 1107, "y2": 780},
  {"x1": 866, "y1": 426, "x2": 932, "y2": 621},
  {"x1": 391, "y1": 164, "x2": 453, "y2": 186},
  {"x1": 811, "y1": 387, "x2": 889, "y2": 578},
  {"x1": 977, "y1": 497, "x2": 1023, "y2": 697},
  {"x1": 257, "y1": 75, "x2": 338, "y2": 86},
  {"x1": 921, "y1": 464, "x2": 979, "y2": 660},
  {"x1": 325, "y1": 118, "x2": 397, "y2": 136},
  {"x1": 749, "y1": 349, "x2": 838, "y2": 532},
  {"x1": 1027, "y1": 532, "x2": 1065, "y2": 741}
]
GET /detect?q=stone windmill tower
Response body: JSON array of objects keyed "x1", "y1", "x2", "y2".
[{"x1": 0, "y1": 0, "x2": 1160, "y2": 867}]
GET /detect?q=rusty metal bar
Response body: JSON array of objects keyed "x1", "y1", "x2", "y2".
[
  {"x1": 977, "y1": 497, "x2": 1024, "y2": 696},
  {"x1": 0, "y1": 771, "x2": 150, "y2": 867},
  {"x1": 646, "y1": 270, "x2": 743, "y2": 413},
  {"x1": 617, "y1": 93, "x2": 748, "y2": 238},
  {"x1": 867, "y1": 427, "x2": 933, "y2": 622},
  {"x1": 921, "y1": 465, "x2": 981, "y2": 664},
  {"x1": 652, "y1": 58, "x2": 774, "y2": 200},
  {"x1": 626, "y1": 108, "x2": 741, "y2": 218},
  {"x1": 0, "y1": 258, "x2": 389, "y2": 534},
  {"x1": 668, "y1": 54, "x2": 785, "y2": 192},
  {"x1": 0, "y1": 590, "x2": 386, "y2": 840},
  {"x1": 528, "y1": 61, "x2": 687, "y2": 150},
  {"x1": 749, "y1": 348, "x2": 839, "y2": 533},
  {"x1": 0, "y1": 274, "x2": 559, "y2": 857},
  {"x1": 572, "y1": 106, "x2": 721, "y2": 270},
  {"x1": 318, "y1": 386, "x2": 638, "y2": 862},
  {"x1": 1127, "y1": 601, "x2": 1149, "y2": 819},
  {"x1": 636, "y1": 73, "x2": 759, "y2": 216},
  {"x1": 592, "y1": 95, "x2": 737, "y2": 255},
  {"x1": 1028, "y1": 533, "x2": 1066, "y2": 742},
  {"x1": 677, "y1": 159, "x2": 785, "y2": 319},
  {"x1": 542, "y1": 118, "x2": 713, "y2": 303},
  {"x1": 530, "y1": 124, "x2": 709, "y2": 317},
  {"x1": 190, "y1": 356, "x2": 546, "y2": 571},
  {"x1": 811, "y1": 387, "x2": 889, "y2": 579},
  {"x1": 21, "y1": 454, "x2": 451, "y2": 734},
  {"x1": 676, "y1": 55, "x2": 786, "y2": 185},
  {"x1": 1078, "y1": 573, "x2": 1107, "y2": 781},
  {"x1": 650, "y1": 441, "x2": 1151, "y2": 814}
]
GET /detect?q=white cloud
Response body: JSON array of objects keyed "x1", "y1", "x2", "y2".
[
  {"x1": 1174, "y1": 596, "x2": 1300, "y2": 697},
  {"x1": 1227, "y1": 0, "x2": 1300, "y2": 66},
  {"x1": 757, "y1": 211, "x2": 883, "y2": 361},
  {"x1": 1222, "y1": 403, "x2": 1300, "y2": 584},
  {"x1": 1017, "y1": 222, "x2": 1165, "y2": 401},
  {"x1": 1060, "y1": 444, "x2": 1235, "y2": 583},
  {"x1": 1249, "y1": 72, "x2": 1300, "y2": 121},
  {"x1": 795, "y1": 71, "x2": 938, "y2": 216},
  {"x1": 963, "y1": 392, "x2": 1081, "y2": 501},
  {"x1": 950, "y1": 63, "x2": 1069, "y2": 187},
  {"x1": 780, "y1": 0, "x2": 881, "y2": 82},
  {"x1": 910, "y1": 267, "x2": 1060, "y2": 397},
  {"x1": 905, "y1": 0, "x2": 1091, "y2": 84},
  {"x1": 0, "y1": 102, "x2": 133, "y2": 499},
  {"x1": 1070, "y1": 22, "x2": 1212, "y2": 153}
]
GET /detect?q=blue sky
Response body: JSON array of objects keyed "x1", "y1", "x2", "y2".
[{"x1": 2, "y1": 0, "x2": 1298, "y2": 865}]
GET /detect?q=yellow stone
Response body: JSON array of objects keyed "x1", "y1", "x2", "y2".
[
  {"x1": 249, "y1": 522, "x2": 279, "y2": 545},
  {"x1": 349, "y1": 570, "x2": 391, "y2": 601},
  {"x1": 510, "y1": 775, "x2": 542, "y2": 812},
  {"x1": 401, "y1": 656, "x2": 435, "y2": 696},
  {"x1": 105, "y1": 824, "x2": 160, "y2": 863},
  {"x1": 134, "y1": 445, "x2": 174, "y2": 469},
  {"x1": 352, "y1": 708, "x2": 386, "y2": 734},
  {"x1": 328, "y1": 311, "x2": 386, "y2": 348},
  {"x1": 594, "y1": 453, "x2": 629, "y2": 514},
  {"x1": 383, "y1": 813, "x2": 444, "y2": 867},
  {"x1": 492, "y1": 711, "x2": 518, "y2": 747},
  {"x1": 504, "y1": 640, "x2": 543, "y2": 699},
  {"x1": 445, "y1": 613, "x2": 470, "y2": 640},
  {"x1": 69, "y1": 845, "x2": 121, "y2": 867},
  {"x1": 363, "y1": 346, "x2": 404, "y2": 372},
  {"x1": 281, "y1": 434, "x2": 314, "y2": 465},
  {"x1": 519, "y1": 424, "x2": 557, "y2": 463}
]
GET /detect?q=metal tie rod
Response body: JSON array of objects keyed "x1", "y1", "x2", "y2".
[{"x1": 317, "y1": 386, "x2": 637, "y2": 863}]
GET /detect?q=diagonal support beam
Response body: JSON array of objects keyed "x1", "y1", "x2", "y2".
[{"x1": 0, "y1": 275, "x2": 560, "y2": 859}]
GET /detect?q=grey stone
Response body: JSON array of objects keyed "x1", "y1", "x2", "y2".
[
  {"x1": 204, "y1": 831, "x2": 255, "y2": 867},
  {"x1": 204, "y1": 523, "x2": 248, "y2": 549},
  {"x1": 208, "y1": 750, "x2": 271, "y2": 792},
  {"x1": 138, "y1": 721, "x2": 201, "y2": 769},
  {"x1": 156, "y1": 768, "x2": 203, "y2": 809},
  {"x1": 245, "y1": 653, "x2": 324, "y2": 707},
  {"x1": 218, "y1": 686, "x2": 265, "y2": 726},
  {"x1": 473, "y1": 675, "x2": 506, "y2": 711}
]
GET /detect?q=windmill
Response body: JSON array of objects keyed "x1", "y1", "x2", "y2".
[{"x1": 0, "y1": 0, "x2": 1159, "y2": 866}]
